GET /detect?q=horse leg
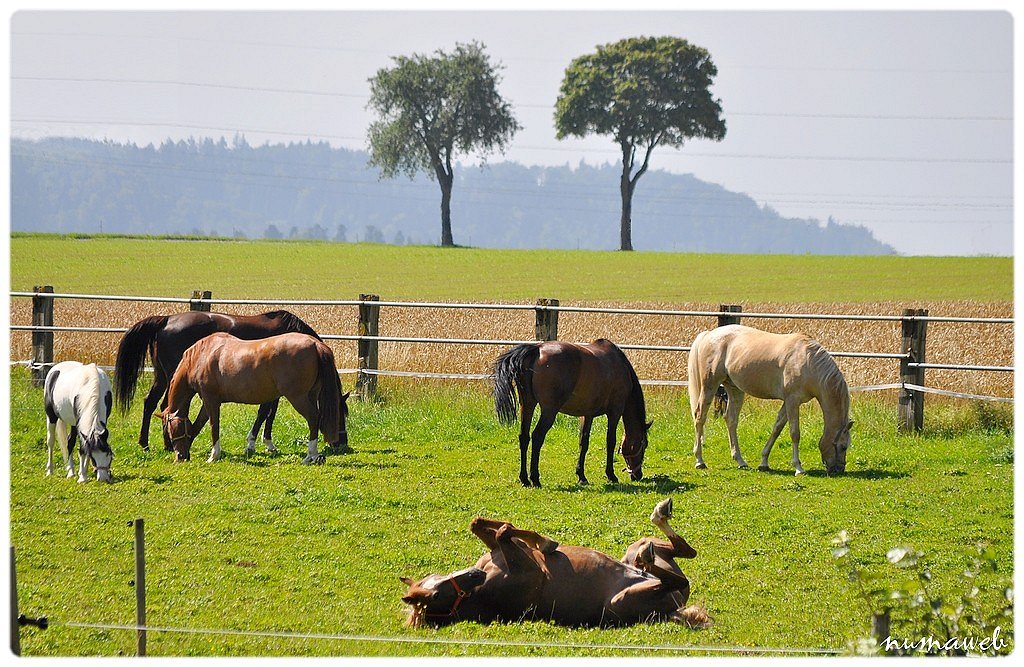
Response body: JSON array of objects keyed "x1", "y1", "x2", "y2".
[
  {"x1": 604, "y1": 412, "x2": 622, "y2": 483},
  {"x1": 77, "y1": 433, "x2": 89, "y2": 483},
  {"x1": 607, "y1": 576, "x2": 687, "y2": 625},
  {"x1": 470, "y1": 517, "x2": 559, "y2": 554},
  {"x1": 494, "y1": 523, "x2": 548, "y2": 573},
  {"x1": 723, "y1": 385, "x2": 748, "y2": 469},
  {"x1": 140, "y1": 368, "x2": 167, "y2": 451},
  {"x1": 287, "y1": 394, "x2": 324, "y2": 465},
  {"x1": 575, "y1": 416, "x2": 593, "y2": 485},
  {"x1": 517, "y1": 400, "x2": 537, "y2": 487},
  {"x1": 691, "y1": 388, "x2": 715, "y2": 470},
  {"x1": 528, "y1": 407, "x2": 558, "y2": 488},
  {"x1": 58, "y1": 423, "x2": 77, "y2": 478},
  {"x1": 758, "y1": 406, "x2": 788, "y2": 471},
  {"x1": 205, "y1": 401, "x2": 222, "y2": 463},
  {"x1": 262, "y1": 400, "x2": 279, "y2": 453},
  {"x1": 785, "y1": 398, "x2": 804, "y2": 476},
  {"x1": 246, "y1": 401, "x2": 277, "y2": 455}
]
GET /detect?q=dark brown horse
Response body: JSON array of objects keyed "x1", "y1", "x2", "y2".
[
  {"x1": 401, "y1": 498, "x2": 708, "y2": 628},
  {"x1": 493, "y1": 339, "x2": 651, "y2": 487},
  {"x1": 114, "y1": 310, "x2": 321, "y2": 452},
  {"x1": 161, "y1": 332, "x2": 348, "y2": 464}
]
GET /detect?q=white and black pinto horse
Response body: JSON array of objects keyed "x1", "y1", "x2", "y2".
[{"x1": 43, "y1": 361, "x2": 114, "y2": 483}]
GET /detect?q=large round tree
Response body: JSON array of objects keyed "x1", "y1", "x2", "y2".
[
  {"x1": 555, "y1": 36, "x2": 727, "y2": 251},
  {"x1": 367, "y1": 41, "x2": 520, "y2": 247}
]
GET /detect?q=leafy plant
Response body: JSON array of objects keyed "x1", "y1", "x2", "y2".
[{"x1": 832, "y1": 531, "x2": 1013, "y2": 656}]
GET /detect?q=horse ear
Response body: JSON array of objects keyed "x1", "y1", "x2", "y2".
[
  {"x1": 846, "y1": 420, "x2": 854, "y2": 432},
  {"x1": 645, "y1": 420, "x2": 654, "y2": 432},
  {"x1": 400, "y1": 576, "x2": 414, "y2": 588},
  {"x1": 342, "y1": 392, "x2": 351, "y2": 401}
]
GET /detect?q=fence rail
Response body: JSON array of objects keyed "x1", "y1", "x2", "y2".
[{"x1": 9, "y1": 288, "x2": 1014, "y2": 430}]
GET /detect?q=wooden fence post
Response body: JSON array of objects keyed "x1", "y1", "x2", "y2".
[
  {"x1": 357, "y1": 294, "x2": 380, "y2": 401},
  {"x1": 133, "y1": 518, "x2": 147, "y2": 657},
  {"x1": 898, "y1": 308, "x2": 929, "y2": 433},
  {"x1": 10, "y1": 546, "x2": 20, "y2": 656},
  {"x1": 31, "y1": 285, "x2": 55, "y2": 387},
  {"x1": 189, "y1": 290, "x2": 212, "y2": 312},
  {"x1": 717, "y1": 304, "x2": 743, "y2": 327},
  {"x1": 535, "y1": 298, "x2": 559, "y2": 341}
]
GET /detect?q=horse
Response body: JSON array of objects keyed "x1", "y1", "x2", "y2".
[
  {"x1": 43, "y1": 361, "x2": 114, "y2": 483},
  {"x1": 160, "y1": 332, "x2": 349, "y2": 465},
  {"x1": 114, "y1": 309, "x2": 321, "y2": 453},
  {"x1": 493, "y1": 339, "x2": 652, "y2": 488},
  {"x1": 401, "y1": 498, "x2": 709, "y2": 628},
  {"x1": 687, "y1": 324, "x2": 853, "y2": 476}
]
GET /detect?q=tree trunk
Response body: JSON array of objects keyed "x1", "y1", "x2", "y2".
[
  {"x1": 619, "y1": 169, "x2": 634, "y2": 251},
  {"x1": 439, "y1": 174, "x2": 455, "y2": 247}
]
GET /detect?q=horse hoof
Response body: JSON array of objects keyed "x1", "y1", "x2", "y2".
[
  {"x1": 651, "y1": 498, "x2": 673, "y2": 523},
  {"x1": 540, "y1": 538, "x2": 559, "y2": 554},
  {"x1": 577, "y1": 477, "x2": 589, "y2": 486},
  {"x1": 737, "y1": 462, "x2": 749, "y2": 470},
  {"x1": 302, "y1": 454, "x2": 325, "y2": 465},
  {"x1": 757, "y1": 464, "x2": 770, "y2": 472},
  {"x1": 794, "y1": 469, "x2": 806, "y2": 477},
  {"x1": 695, "y1": 462, "x2": 707, "y2": 470}
]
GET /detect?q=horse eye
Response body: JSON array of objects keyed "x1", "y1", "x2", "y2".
[{"x1": 431, "y1": 591, "x2": 439, "y2": 600}]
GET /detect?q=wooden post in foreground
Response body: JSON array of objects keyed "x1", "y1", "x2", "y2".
[
  {"x1": 11, "y1": 547, "x2": 20, "y2": 656},
  {"x1": 535, "y1": 298, "x2": 559, "y2": 341},
  {"x1": 133, "y1": 518, "x2": 147, "y2": 657},
  {"x1": 898, "y1": 308, "x2": 929, "y2": 433},
  {"x1": 357, "y1": 294, "x2": 380, "y2": 401},
  {"x1": 31, "y1": 285, "x2": 55, "y2": 387}
]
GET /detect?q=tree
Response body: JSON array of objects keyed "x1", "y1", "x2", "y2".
[
  {"x1": 555, "y1": 36, "x2": 726, "y2": 251},
  {"x1": 367, "y1": 41, "x2": 520, "y2": 247}
]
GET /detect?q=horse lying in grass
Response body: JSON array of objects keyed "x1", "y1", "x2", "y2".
[
  {"x1": 161, "y1": 332, "x2": 349, "y2": 465},
  {"x1": 44, "y1": 361, "x2": 114, "y2": 483},
  {"x1": 688, "y1": 324, "x2": 853, "y2": 475},
  {"x1": 401, "y1": 498, "x2": 708, "y2": 628}
]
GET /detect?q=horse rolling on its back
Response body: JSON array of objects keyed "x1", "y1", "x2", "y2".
[
  {"x1": 44, "y1": 361, "x2": 114, "y2": 483},
  {"x1": 161, "y1": 332, "x2": 349, "y2": 465},
  {"x1": 401, "y1": 498, "x2": 708, "y2": 628},
  {"x1": 688, "y1": 324, "x2": 853, "y2": 475},
  {"x1": 493, "y1": 339, "x2": 651, "y2": 487},
  {"x1": 114, "y1": 310, "x2": 321, "y2": 453}
]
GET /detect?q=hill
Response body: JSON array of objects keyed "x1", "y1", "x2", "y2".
[{"x1": 11, "y1": 136, "x2": 894, "y2": 254}]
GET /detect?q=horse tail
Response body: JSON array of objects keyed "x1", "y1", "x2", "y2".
[
  {"x1": 314, "y1": 341, "x2": 342, "y2": 443},
  {"x1": 688, "y1": 331, "x2": 710, "y2": 422},
  {"x1": 493, "y1": 343, "x2": 540, "y2": 425},
  {"x1": 712, "y1": 385, "x2": 729, "y2": 418},
  {"x1": 114, "y1": 315, "x2": 168, "y2": 414}
]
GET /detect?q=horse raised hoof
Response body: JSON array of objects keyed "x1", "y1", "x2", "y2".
[
  {"x1": 651, "y1": 497, "x2": 673, "y2": 524},
  {"x1": 539, "y1": 537, "x2": 560, "y2": 554}
]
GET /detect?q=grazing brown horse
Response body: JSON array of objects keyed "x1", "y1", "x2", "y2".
[
  {"x1": 115, "y1": 310, "x2": 321, "y2": 453},
  {"x1": 160, "y1": 332, "x2": 349, "y2": 465},
  {"x1": 688, "y1": 324, "x2": 853, "y2": 475},
  {"x1": 401, "y1": 498, "x2": 708, "y2": 628},
  {"x1": 493, "y1": 339, "x2": 652, "y2": 487}
]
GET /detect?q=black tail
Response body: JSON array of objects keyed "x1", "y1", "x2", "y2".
[
  {"x1": 314, "y1": 342, "x2": 342, "y2": 443},
  {"x1": 493, "y1": 343, "x2": 540, "y2": 425},
  {"x1": 113, "y1": 315, "x2": 168, "y2": 414}
]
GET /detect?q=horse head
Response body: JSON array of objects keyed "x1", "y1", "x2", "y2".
[
  {"x1": 161, "y1": 409, "x2": 195, "y2": 462},
  {"x1": 822, "y1": 420, "x2": 854, "y2": 475},
  {"x1": 84, "y1": 427, "x2": 114, "y2": 483},
  {"x1": 621, "y1": 420, "x2": 653, "y2": 482},
  {"x1": 400, "y1": 567, "x2": 487, "y2": 628}
]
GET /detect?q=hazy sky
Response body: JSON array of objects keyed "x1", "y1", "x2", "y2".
[{"x1": 8, "y1": 9, "x2": 1015, "y2": 255}]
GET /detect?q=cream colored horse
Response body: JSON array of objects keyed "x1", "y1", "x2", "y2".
[{"x1": 688, "y1": 324, "x2": 853, "y2": 475}]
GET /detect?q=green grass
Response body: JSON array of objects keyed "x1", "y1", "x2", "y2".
[
  {"x1": 9, "y1": 234, "x2": 1012, "y2": 302},
  {"x1": 9, "y1": 369, "x2": 1013, "y2": 656}
]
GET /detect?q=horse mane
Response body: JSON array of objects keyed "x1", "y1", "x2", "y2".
[
  {"x1": 807, "y1": 341, "x2": 850, "y2": 412},
  {"x1": 596, "y1": 339, "x2": 647, "y2": 423},
  {"x1": 263, "y1": 310, "x2": 321, "y2": 340}
]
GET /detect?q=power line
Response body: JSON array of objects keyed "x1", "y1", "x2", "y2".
[{"x1": 13, "y1": 75, "x2": 1012, "y2": 122}]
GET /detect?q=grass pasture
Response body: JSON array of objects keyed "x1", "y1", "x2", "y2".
[
  {"x1": 7, "y1": 236, "x2": 1015, "y2": 656},
  {"x1": 7, "y1": 371, "x2": 1014, "y2": 656}
]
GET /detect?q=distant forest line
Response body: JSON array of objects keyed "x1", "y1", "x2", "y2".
[{"x1": 11, "y1": 136, "x2": 895, "y2": 254}]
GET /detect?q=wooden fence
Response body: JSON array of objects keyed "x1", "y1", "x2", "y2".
[{"x1": 10, "y1": 286, "x2": 1015, "y2": 433}]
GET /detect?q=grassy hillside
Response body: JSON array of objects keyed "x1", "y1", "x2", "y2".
[{"x1": 9, "y1": 234, "x2": 1013, "y2": 302}]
